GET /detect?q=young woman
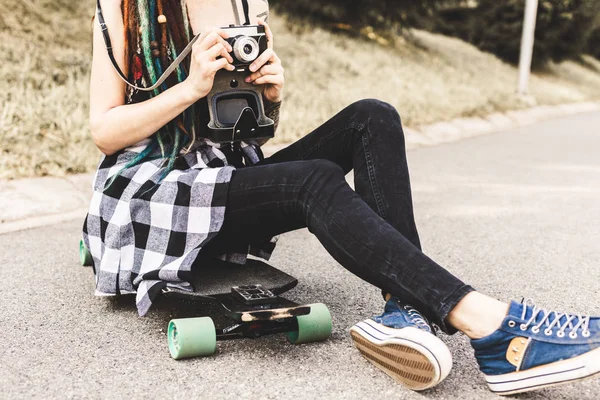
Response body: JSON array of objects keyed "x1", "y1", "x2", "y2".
[{"x1": 86, "y1": 0, "x2": 600, "y2": 395}]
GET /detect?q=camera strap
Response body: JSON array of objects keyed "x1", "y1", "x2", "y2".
[
  {"x1": 241, "y1": 0, "x2": 251, "y2": 25},
  {"x1": 96, "y1": 0, "x2": 199, "y2": 92}
]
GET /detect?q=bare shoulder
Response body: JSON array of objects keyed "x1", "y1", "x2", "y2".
[
  {"x1": 90, "y1": 0, "x2": 127, "y2": 125},
  {"x1": 249, "y1": 0, "x2": 270, "y2": 22}
]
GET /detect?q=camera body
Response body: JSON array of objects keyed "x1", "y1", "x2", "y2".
[
  {"x1": 224, "y1": 25, "x2": 269, "y2": 68},
  {"x1": 204, "y1": 25, "x2": 274, "y2": 144}
]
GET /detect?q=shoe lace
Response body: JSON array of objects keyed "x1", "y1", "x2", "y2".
[
  {"x1": 520, "y1": 298, "x2": 591, "y2": 338},
  {"x1": 403, "y1": 305, "x2": 432, "y2": 332}
]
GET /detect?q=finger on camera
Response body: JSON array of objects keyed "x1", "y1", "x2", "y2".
[
  {"x1": 246, "y1": 64, "x2": 281, "y2": 83},
  {"x1": 253, "y1": 74, "x2": 283, "y2": 86},
  {"x1": 257, "y1": 20, "x2": 274, "y2": 49},
  {"x1": 200, "y1": 31, "x2": 232, "y2": 53},
  {"x1": 205, "y1": 43, "x2": 233, "y2": 63},
  {"x1": 249, "y1": 49, "x2": 275, "y2": 72},
  {"x1": 211, "y1": 58, "x2": 235, "y2": 73},
  {"x1": 197, "y1": 30, "x2": 232, "y2": 52},
  {"x1": 194, "y1": 28, "x2": 222, "y2": 47}
]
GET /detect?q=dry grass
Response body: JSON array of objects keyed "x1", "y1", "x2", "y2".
[
  {"x1": 274, "y1": 19, "x2": 600, "y2": 139},
  {"x1": 1, "y1": 0, "x2": 98, "y2": 179},
  {"x1": 1, "y1": 1, "x2": 600, "y2": 179}
]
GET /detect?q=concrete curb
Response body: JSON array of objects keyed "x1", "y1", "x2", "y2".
[
  {"x1": 1, "y1": 101, "x2": 599, "y2": 235},
  {"x1": 404, "y1": 101, "x2": 600, "y2": 150}
]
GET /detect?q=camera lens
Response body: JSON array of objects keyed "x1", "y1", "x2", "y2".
[{"x1": 233, "y1": 36, "x2": 260, "y2": 63}]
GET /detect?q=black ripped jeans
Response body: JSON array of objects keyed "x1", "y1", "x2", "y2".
[{"x1": 199, "y1": 99, "x2": 474, "y2": 334}]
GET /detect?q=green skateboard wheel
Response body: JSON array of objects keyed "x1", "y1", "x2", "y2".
[
  {"x1": 287, "y1": 303, "x2": 332, "y2": 345},
  {"x1": 79, "y1": 240, "x2": 93, "y2": 266},
  {"x1": 168, "y1": 317, "x2": 217, "y2": 360}
]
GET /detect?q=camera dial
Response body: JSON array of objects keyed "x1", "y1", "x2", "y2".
[{"x1": 232, "y1": 36, "x2": 260, "y2": 64}]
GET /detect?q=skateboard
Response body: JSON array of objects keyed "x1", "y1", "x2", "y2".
[{"x1": 79, "y1": 240, "x2": 333, "y2": 360}]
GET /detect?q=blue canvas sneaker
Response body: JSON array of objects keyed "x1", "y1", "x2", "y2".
[
  {"x1": 350, "y1": 297, "x2": 452, "y2": 391},
  {"x1": 471, "y1": 299, "x2": 600, "y2": 395}
]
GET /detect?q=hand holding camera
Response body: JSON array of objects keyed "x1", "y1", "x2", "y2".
[
  {"x1": 184, "y1": 27, "x2": 237, "y2": 102},
  {"x1": 184, "y1": 21, "x2": 284, "y2": 105},
  {"x1": 244, "y1": 20, "x2": 284, "y2": 104}
]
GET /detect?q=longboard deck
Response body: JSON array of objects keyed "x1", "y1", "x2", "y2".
[{"x1": 164, "y1": 258, "x2": 298, "y2": 297}]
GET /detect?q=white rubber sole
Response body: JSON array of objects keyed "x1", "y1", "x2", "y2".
[
  {"x1": 350, "y1": 319, "x2": 452, "y2": 391},
  {"x1": 485, "y1": 345, "x2": 600, "y2": 395}
]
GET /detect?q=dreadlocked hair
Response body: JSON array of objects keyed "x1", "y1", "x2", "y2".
[{"x1": 108, "y1": 0, "x2": 196, "y2": 187}]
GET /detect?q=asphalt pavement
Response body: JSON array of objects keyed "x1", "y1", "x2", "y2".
[{"x1": 1, "y1": 112, "x2": 599, "y2": 399}]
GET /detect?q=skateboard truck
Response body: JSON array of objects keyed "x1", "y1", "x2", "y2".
[{"x1": 231, "y1": 284, "x2": 276, "y2": 305}]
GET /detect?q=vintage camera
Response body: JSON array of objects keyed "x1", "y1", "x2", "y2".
[
  {"x1": 204, "y1": 25, "x2": 274, "y2": 144},
  {"x1": 224, "y1": 25, "x2": 268, "y2": 67}
]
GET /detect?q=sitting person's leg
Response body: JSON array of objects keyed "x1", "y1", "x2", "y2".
[
  {"x1": 258, "y1": 99, "x2": 421, "y2": 250},
  {"x1": 258, "y1": 100, "x2": 437, "y2": 324},
  {"x1": 257, "y1": 99, "x2": 510, "y2": 336},
  {"x1": 201, "y1": 159, "x2": 473, "y2": 333}
]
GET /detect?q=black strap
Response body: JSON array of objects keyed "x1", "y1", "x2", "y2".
[
  {"x1": 96, "y1": 0, "x2": 125, "y2": 82},
  {"x1": 241, "y1": 0, "x2": 251, "y2": 25}
]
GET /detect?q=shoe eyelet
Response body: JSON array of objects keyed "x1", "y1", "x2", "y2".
[
  {"x1": 544, "y1": 329, "x2": 553, "y2": 336},
  {"x1": 583, "y1": 331, "x2": 591, "y2": 338},
  {"x1": 508, "y1": 321, "x2": 516, "y2": 328},
  {"x1": 557, "y1": 331, "x2": 565, "y2": 338},
  {"x1": 531, "y1": 327, "x2": 540, "y2": 334},
  {"x1": 569, "y1": 332, "x2": 578, "y2": 339},
  {"x1": 520, "y1": 324, "x2": 528, "y2": 331}
]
